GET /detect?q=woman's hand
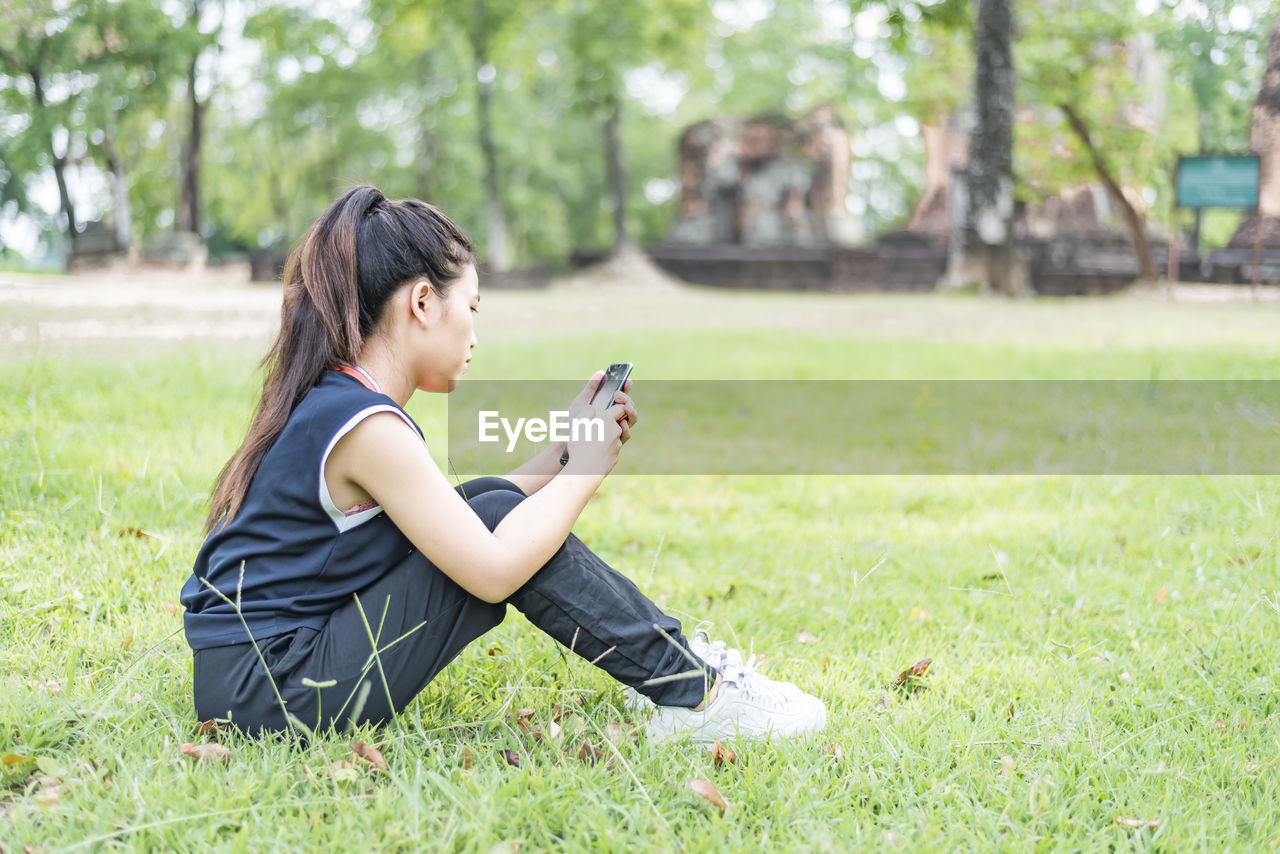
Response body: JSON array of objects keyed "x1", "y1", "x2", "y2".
[{"x1": 564, "y1": 375, "x2": 637, "y2": 474}]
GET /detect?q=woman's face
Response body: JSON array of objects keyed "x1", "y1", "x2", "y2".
[{"x1": 414, "y1": 263, "x2": 479, "y2": 393}]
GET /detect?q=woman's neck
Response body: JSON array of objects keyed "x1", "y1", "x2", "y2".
[{"x1": 354, "y1": 338, "x2": 414, "y2": 407}]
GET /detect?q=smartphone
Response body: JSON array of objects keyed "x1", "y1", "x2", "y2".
[
  {"x1": 590, "y1": 362, "x2": 634, "y2": 411},
  {"x1": 561, "y1": 362, "x2": 633, "y2": 466}
]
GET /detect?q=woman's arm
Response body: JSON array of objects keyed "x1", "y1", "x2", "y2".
[
  {"x1": 500, "y1": 376, "x2": 637, "y2": 496},
  {"x1": 498, "y1": 441, "x2": 570, "y2": 496},
  {"x1": 326, "y1": 410, "x2": 621, "y2": 603}
]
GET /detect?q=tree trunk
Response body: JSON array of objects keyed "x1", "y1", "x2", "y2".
[
  {"x1": 468, "y1": 16, "x2": 509, "y2": 274},
  {"x1": 1060, "y1": 103, "x2": 1157, "y2": 282},
  {"x1": 945, "y1": 0, "x2": 1023, "y2": 295},
  {"x1": 601, "y1": 98, "x2": 630, "y2": 255},
  {"x1": 30, "y1": 69, "x2": 78, "y2": 240},
  {"x1": 178, "y1": 48, "x2": 204, "y2": 236},
  {"x1": 51, "y1": 154, "x2": 77, "y2": 242},
  {"x1": 101, "y1": 132, "x2": 133, "y2": 254},
  {"x1": 475, "y1": 71, "x2": 509, "y2": 272}
]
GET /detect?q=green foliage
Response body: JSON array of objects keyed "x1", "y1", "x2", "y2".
[
  {"x1": 1016, "y1": 0, "x2": 1150, "y2": 201},
  {"x1": 0, "y1": 0, "x2": 188, "y2": 239},
  {"x1": 0, "y1": 0, "x2": 1270, "y2": 262},
  {"x1": 203, "y1": 5, "x2": 405, "y2": 249}
]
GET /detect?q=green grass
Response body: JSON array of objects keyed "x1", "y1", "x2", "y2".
[{"x1": 2, "y1": 292, "x2": 1279, "y2": 851}]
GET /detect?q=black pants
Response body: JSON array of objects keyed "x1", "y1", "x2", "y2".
[{"x1": 193, "y1": 477, "x2": 714, "y2": 734}]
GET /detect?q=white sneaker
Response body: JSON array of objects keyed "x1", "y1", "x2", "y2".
[
  {"x1": 621, "y1": 623, "x2": 803, "y2": 711},
  {"x1": 646, "y1": 660, "x2": 827, "y2": 744}
]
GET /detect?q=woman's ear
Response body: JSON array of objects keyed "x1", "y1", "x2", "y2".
[{"x1": 409, "y1": 279, "x2": 434, "y2": 328}]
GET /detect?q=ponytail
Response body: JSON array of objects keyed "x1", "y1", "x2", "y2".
[{"x1": 205, "y1": 186, "x2": 473, "y2": 532}]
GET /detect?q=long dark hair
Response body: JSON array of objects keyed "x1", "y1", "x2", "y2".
[{"x1": 206, "y1": 185, "x2": 474, "y2": 532}]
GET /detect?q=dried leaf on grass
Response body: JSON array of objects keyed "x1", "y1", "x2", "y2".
[
  {"x1": 350, "y1": 740, "x2": 388, "y2": 771},
  {"x1": 893, "y1": 658, "x2": 932, "y2": 693},
  {"x1": 1, "y1": 754, "x2": 35, "y2": 766},
  {"x1": 796, "y1": 629, "x2": 819, "y2": 645},
  {"x1": 1115, "y1": 817, "x2": 1159, "y2": 830},
  {"x1": 193, "y1": 720, "x2": 223, "y2": 737},
  {"x1": 461, "y1": 747, "x2": 475, "y2": 770},
  {"x1": 690, "y1": 778, "x2": 727, "y2": 811},
  {"x1": 605, "y1": 722, "x2": 638, "y2": 747},
  {"x1": 514, "y1": 709, "x2": 536, "y2": 731},
  {"x1": 550, "y1": 697, "x2": 585, "y2": 721},
  {"x1": 711, "y1": 739, "x2": 737, "y2": 768},
  {"x1": 180, "y1": 742, "x2": 231, "y2": 764},
  {"x1": 908, "y1": 606, "x2": 933, "y2": 623},
  {"x1": 502, "y1": 749, "x2": 521, "y2": 768},
  {"x1": 575, "y1": 742, "x2": 605, "y2": 765},
  {"x1": 117, "y1": 527, "x2": 147, "y2": 539},
  {"x1": 999, "y1": 755, "x2": 1015, "y2": 777},
  {"x1": 822, "y1": 742, "x2": 844, "y2": 762},
  {"x1": 560, "y1": 715, "x2": 587, "y2": 737},
  {"x1": 34, "y1": 777, "x2": 61, "y2": 806}
]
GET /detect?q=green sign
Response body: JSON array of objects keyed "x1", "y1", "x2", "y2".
[{"x1": 1175, "y1": 155, "x2": 1260, "y2": 209}]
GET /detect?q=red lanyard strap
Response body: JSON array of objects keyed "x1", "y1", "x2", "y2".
[{"x1": 334, "y1": 363, "x2": 377, "y2": 392}]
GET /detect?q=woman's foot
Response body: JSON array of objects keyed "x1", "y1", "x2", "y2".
[
  {"x1": 637, "y1": 625, "x2": 827, "y2": 743},
  {"x1": 646, "y1": 660, "x2": 826, "y2": 743}
]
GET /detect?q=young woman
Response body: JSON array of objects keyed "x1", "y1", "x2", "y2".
[{"x1": 179, "y1": 185, "x2": 826, "y2": 741}]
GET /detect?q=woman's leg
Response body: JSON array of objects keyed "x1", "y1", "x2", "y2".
[
  {"x1": 195, "y1": 477, "x2": 710, "y2": 733},
  {"x1": 194, "y1": 540, "x2": 507, "y2": 734},
  {"x1": 465, "y1": 482, "x2": 715, "y2": 709}
]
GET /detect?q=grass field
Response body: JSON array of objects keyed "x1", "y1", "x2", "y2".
[{"x1": 2, "y1": 276, "x2": 1279, "y2": 851}]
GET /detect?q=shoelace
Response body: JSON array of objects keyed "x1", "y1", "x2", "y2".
[
  {"x1": 721, "y1": 661, "x2": 790, "y2": 711},
  {"x1": 691, "y1": 623, "x2": 746, "y2": 670}
]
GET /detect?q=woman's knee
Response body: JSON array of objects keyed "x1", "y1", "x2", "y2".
[
  {"x1": 454, "y1": 477, "x2": 525, "y2": 502},
  {"x1": 467, "y1": 485, "x2": 527, "y2": 532}
]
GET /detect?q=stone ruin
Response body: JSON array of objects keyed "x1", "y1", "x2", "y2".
[
  {"x1": 649, "y1": 101, "x2": 1278, "y2": 292},
  {"x1": 668, "y1": 106, "x2": 860, "y2": 248},
  {"x1": 651, "y1": 107, "x2": 1163, "y2": 293}
]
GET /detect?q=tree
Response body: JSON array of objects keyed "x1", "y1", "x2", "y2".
[
  {"x1": 202, "y1": 3, "x2": 402, "y2": 253},
  {"x1": 174, "y1": 0, "x2": 220, "y2": 238},
  {"x1": 1156, "y1": 1, "x2": 1265, "y2": 154},
  {"x1": 562, "y1": 0, "x2": 707, "y2": 255},
  {"x1": 945, "y1": 0, "x2": 1022, "y2": 294},
  {"x1": 0, "y1": 2, "x2": 93, "y2": 241},
  {"x1": 0, "y1": 0, "x2": 181, "y2": 251},
  {"x1": 367, "y1": 0, "x2": 531, "y2": 272},
  {"x1": 85, "y1": 3, "x2": 184, "y2": 253},
  {"x1": 1018, "y1": 0, "x2": 1174, "y2": 282}
]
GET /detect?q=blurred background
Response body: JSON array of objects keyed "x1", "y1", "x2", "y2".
[{"x1": 0, "y1": 0, "x2": 1274, "y2": 293}]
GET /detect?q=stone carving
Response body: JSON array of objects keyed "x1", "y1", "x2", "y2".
[{"x1": 670, "y1": 106, "x2": 860, "y2": 247}]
